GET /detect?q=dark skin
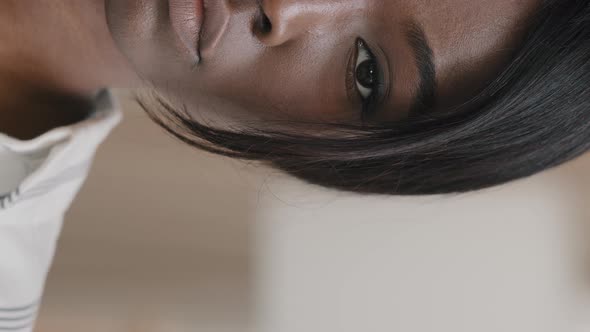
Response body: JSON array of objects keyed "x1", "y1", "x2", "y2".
[
  {"x1": 0, "y1": 0, "x2": 538, "y2": 138},
  {"x1": 0, "y1": 0, "x2": 137, "y2": 139},
  {"x1": 106, "y1": 0, "x2": 539, "y2": 126}
]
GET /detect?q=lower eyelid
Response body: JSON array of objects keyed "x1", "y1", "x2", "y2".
[{"x1": 357, "y1": 81, "x2": 373, "y2": 99}]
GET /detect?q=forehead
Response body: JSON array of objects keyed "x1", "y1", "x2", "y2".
[{"x1": 373, "y1": 0, "x2": 539, "y2": 107}]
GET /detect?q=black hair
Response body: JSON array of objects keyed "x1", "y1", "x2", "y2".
[{"x1": 140, "y1": 0, "x2": 590, "y2": 196}]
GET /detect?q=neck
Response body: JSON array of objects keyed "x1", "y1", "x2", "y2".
[{"x1": 0, "y1": 0, "x2": 141, "y2": 97}]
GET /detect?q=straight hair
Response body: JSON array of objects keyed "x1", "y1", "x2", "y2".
[{"x1": 140, "y1": 0, "x2": 590, "y2": 195}]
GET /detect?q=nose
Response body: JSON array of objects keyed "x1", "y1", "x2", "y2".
[{"x1": 256, "y1": 0, "x2": 353, "y2": 47}]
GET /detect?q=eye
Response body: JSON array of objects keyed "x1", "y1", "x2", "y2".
[{"x1": 355, "y1": 39, "x2": 379, "y2": 100}]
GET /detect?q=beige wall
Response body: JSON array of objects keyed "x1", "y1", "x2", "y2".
[
  {"x1": 255, "y1": 157, "x2": 590, "y2": 332},
  {"x1": 36, "y1": 92, "x2": 590, "y2": 332}
]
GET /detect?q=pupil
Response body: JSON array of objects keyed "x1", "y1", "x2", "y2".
[{"x1": 357, "y1": 60, "x2": 377, "y2": 89}]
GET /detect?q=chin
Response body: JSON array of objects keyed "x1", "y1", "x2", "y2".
[{"x1": 104, "y1": 0, "x2": 183, "y2": 83}]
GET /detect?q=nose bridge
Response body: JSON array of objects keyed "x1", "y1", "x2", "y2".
[{"x1": 262, "y1": 0, "x2": 359, "y2": 46}]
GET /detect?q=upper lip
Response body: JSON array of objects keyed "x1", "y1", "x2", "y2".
[
  {"x1": 198, "y1": 0, "x2": 230, "y2": 60},
  {"x1": 169, "y1": 0, "x2": 205, "y2": 63}
]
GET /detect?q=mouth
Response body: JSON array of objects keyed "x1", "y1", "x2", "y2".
[{"x1": 169, "y1": 0, "x2": 205, "y2": 64}]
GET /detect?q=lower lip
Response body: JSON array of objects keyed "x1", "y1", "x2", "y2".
[{"x1": 169, "y1": 0, "x2": 205, "y2": 62}]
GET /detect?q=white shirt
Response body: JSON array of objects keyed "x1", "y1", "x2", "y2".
[{"x1": 0, "y1": 90, "x2": 120, "y2": 332}]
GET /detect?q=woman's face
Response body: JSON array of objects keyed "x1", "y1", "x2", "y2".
[{"x1": 105, "y1": 0, "x2": 538, "y2": 125}]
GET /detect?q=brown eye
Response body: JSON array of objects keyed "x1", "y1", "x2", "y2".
[
  {"x1": 357, "y1": 60, "x2": 378, "y2": 89},
  {"x1": 355, "y1": 39, "x2": 378, "y2": 99}
]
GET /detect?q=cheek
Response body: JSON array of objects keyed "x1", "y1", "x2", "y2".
[
  {"x1": 195, "y1": 42, "x2": 353, "y2": 122},
  {"x1": 174, "y1": 66, "x2": 350, "y2": 127},
  {"x1": 151, "y1": 11, "x2": 354, "y2": 124},
  {"x1": 106, "y1": 0, "x2": 189, "y2": 82},
  {"x1": 203, "y1": 63, "x2": 349, "y2": 123}
]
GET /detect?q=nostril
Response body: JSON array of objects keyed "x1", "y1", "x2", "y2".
[
  {"x1": 261, "y1": 14, "x2": 273, "y2": 34},
  {"x1": 255, "y1": 7, "x2": 273, "y2": 35}
]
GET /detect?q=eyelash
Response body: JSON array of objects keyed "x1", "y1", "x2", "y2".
[{"x1": 353, "y1": 39, "x2": 384, "y2": 118}]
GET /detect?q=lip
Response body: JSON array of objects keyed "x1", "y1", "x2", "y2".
[
  {"x1": 169, "y1": 0, "x2": 230, "y2": 65},
  {"x1": 169, "y1": 0, "x2": 205, "y2": 63}
]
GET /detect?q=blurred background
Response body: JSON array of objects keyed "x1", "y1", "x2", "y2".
[{"x1": 36, "y1": 91, "x2": 590, "y2": 332}]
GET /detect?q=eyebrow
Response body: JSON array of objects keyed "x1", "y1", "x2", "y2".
[{"x1": 404, "y1": 22, "x2": 437, "y2": 114}]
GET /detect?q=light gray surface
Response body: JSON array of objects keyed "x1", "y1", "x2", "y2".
[
  {"x1": 256, "y1": 160, "x2": 590, "y2": 332},
  {"x1": 37, "y1": 92, "x2": 590, "y2": 331}
]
